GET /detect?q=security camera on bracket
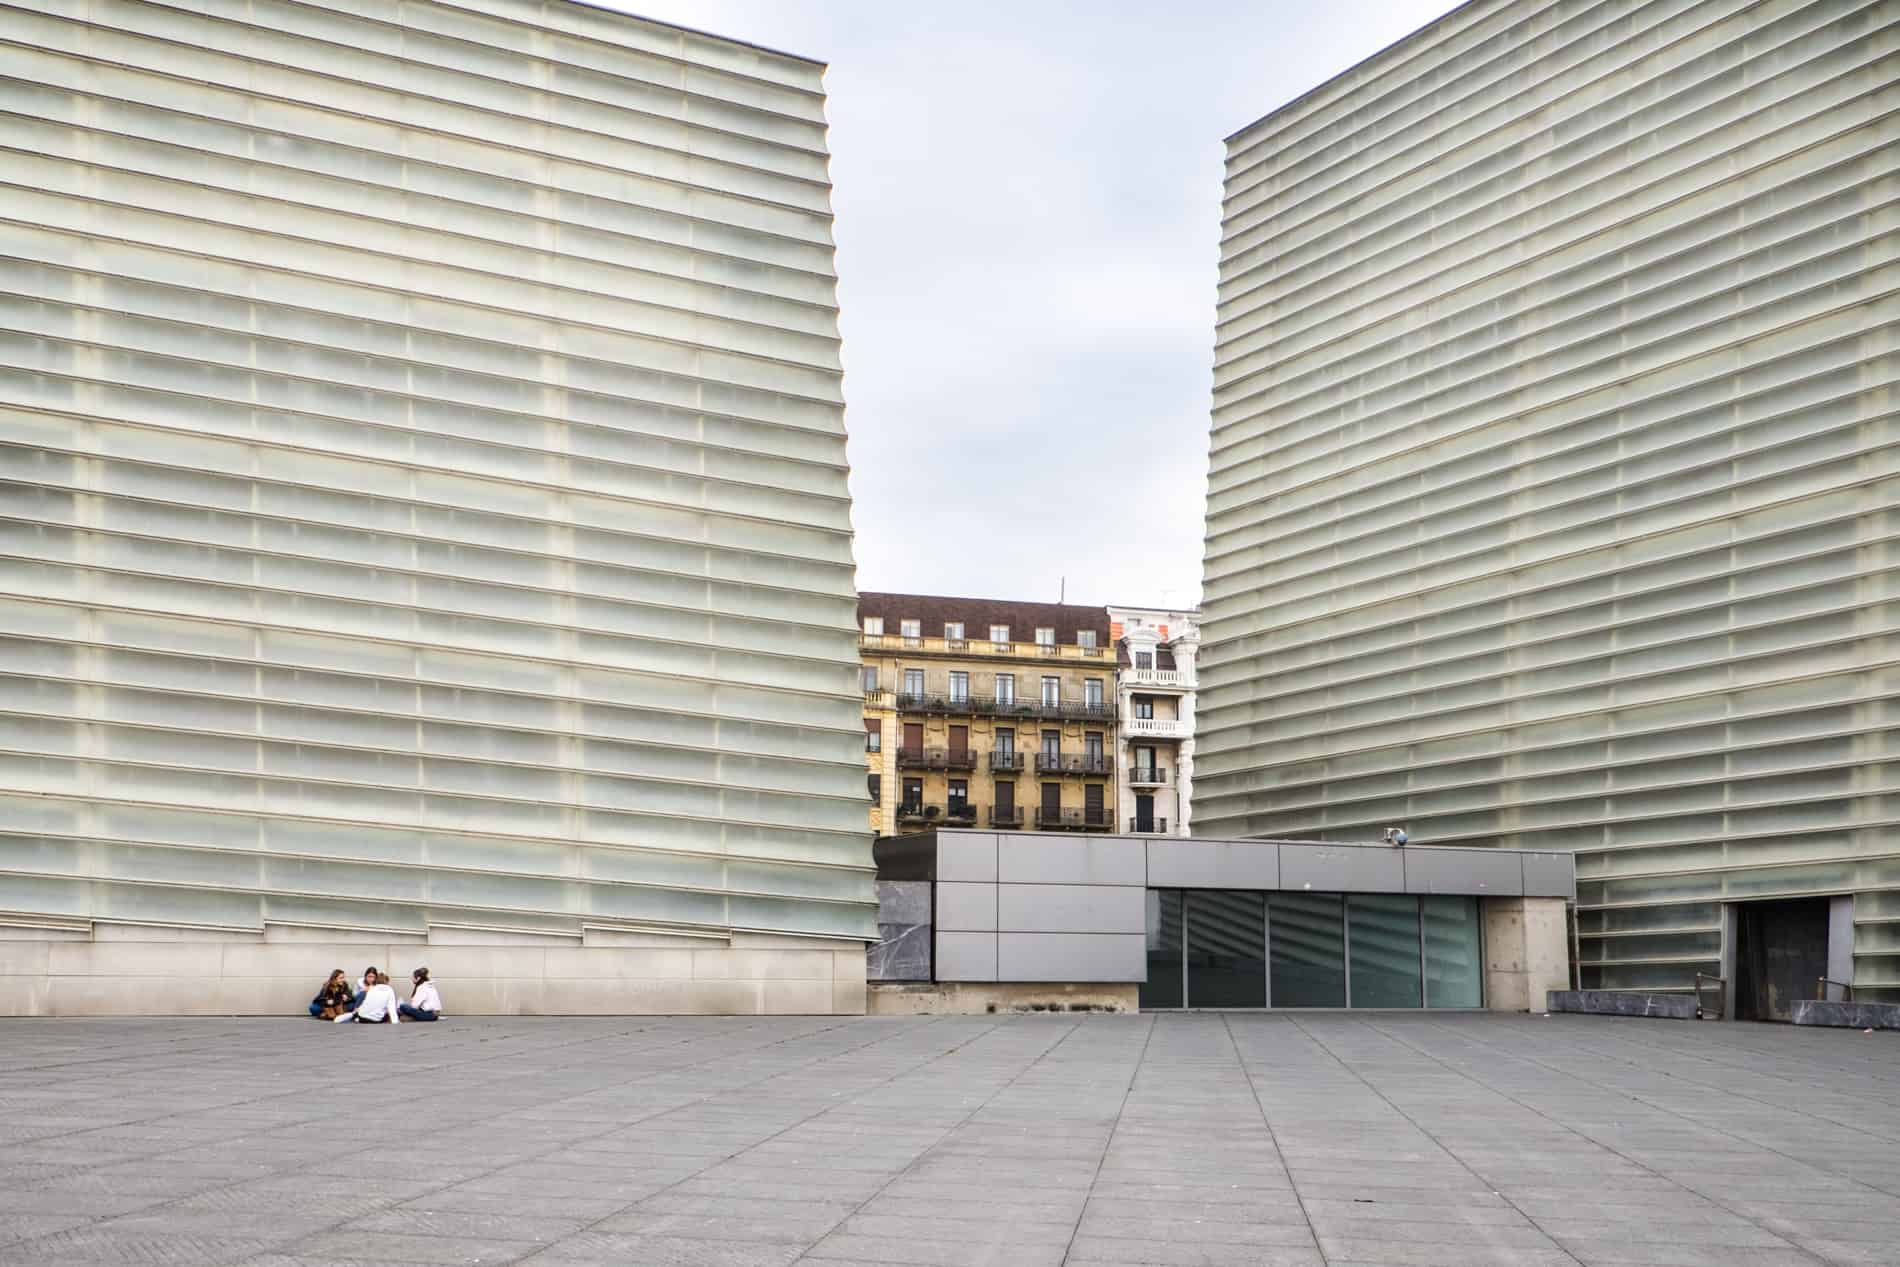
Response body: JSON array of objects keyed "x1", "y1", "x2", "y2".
[{"x1": 1382, "y1": 827, "x2": 1408, "y2": 847}]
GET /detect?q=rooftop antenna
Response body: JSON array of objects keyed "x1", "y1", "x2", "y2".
[{"x1": 1059, "y1": 575, "x2": 1065, "y2": 604}]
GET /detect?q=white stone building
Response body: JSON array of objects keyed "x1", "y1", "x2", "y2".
[
  {"x1": 1194, "y1": 0, "x2": 1897, "y2": 1017},
  {"x1": 1109, "y1": 606, "x2": 1199, "y2": 838},
  {"x1": 0, "y1": 0, "x2": 871, "y2": 1014}
]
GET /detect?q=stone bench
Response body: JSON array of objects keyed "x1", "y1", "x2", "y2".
[
  {"x1": 1547, "y1": 989, "x2": 1697, "y2": 1019},
  {"x1": 1791, "y1": 999, "x2": 1900, "y2": 1030}
]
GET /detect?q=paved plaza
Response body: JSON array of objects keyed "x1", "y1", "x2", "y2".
[{"x1": 0, "y1": 1013, "x2": 1896, "y2": 1266}]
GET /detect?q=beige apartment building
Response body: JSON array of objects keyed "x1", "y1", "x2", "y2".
[{"x1": 859, "y1": 595, "x2": 1117, "y2": 837}]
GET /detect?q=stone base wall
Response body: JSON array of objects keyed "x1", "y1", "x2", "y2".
[
  {"x1": 0, "y1": 925, "x2": 868, "y2": 1016},
  {"x1": 1547, "y1": 989, "x2": 1697, "y2": 1020},
  {"x1": 1792, "y1": 999, "x2": 1900, "y2": 1030},
  {"x1": 1484, "y1": 896, "x2": 1570, "y2": 1012},
  {"x1": 868, "y1": 981, "x2": 1138, "y2": 1015}
]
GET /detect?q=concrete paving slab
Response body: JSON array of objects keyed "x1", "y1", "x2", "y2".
[{"x1": 0, "y1": 1014, "x2": 1895, "y2": 1265}]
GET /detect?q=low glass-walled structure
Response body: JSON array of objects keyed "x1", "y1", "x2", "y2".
[
  {"x1": 1142, "y1": 890, "x2": 1483, "y2": 1010},
  {"x1": 872, "y1": 830, "x2": 1571, "y2": 1013}
]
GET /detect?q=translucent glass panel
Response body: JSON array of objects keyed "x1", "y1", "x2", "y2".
[
  {"x1": 1268, "y1": 892, "x2": 1346, "y2": 1008},
  {"x1": 0, "y1": 1, "x2": 873, "y2": 943},
  {"x1": 1197, "y1": 0, "x2": 1897, "y2": 994},
  {"x1": 1347, "y1": 895, "x2": 1422, "y2": 1009},
  {"x1": 1422, "y1": 896, "x2": 1483, "y2": 1008}
]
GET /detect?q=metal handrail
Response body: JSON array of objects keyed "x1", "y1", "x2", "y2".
[
  {"x1": 1693, "y1": 972, "x2": 1727, "y2": 1020},
  {"x1": 1817, "y1": 976, "x2": 1856, "y2": 1002},
  {"x1": 896, "y1": 748, "x2": 976, "y2": 770}
]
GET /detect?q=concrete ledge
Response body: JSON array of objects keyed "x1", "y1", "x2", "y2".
[
  {"x1": 1548, "y1": 989, "x2": 1697, "y2": 1020},
  {"x1": 1792, "y1": 999, "x2": 1900, "y2": 1030},
  {"x1": 0, "y1": 937, "x2": 869, "y2": 1016},
  {"x1": 867, "y1": 981, "x2": 1137, "y2": 1015}
]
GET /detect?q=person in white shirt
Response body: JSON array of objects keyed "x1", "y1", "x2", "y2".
[
  {"x1": 398, "y1": 967, "x2": 442, "y2": 1022},
  {"x1": 336, "y1": 971, "x2": 400, "y2": 1024}
]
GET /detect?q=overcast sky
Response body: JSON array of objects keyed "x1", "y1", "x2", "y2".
[{"x1": 603, "y1": 0, "x2": 1460, "y2": 610}]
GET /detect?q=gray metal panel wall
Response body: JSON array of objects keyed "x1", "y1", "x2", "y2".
[
  {"x1": 0, "y1": 0, "x2": 875, "y2": 942},
  {"x1": 920, "y1": 830, "x2": 1572, "y2": 982},
  {"x1": 1198, "y1": 0, "x2": 1900, "y2": 997}
]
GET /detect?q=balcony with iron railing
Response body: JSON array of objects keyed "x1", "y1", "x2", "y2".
[
  {"x1": 1034, "y1": 753, "x2": 1113, "y2": 777},
  {"x1": 988, "y1": 805, "x2": 1024, "y2": 828},
  {"x1": 1128, "y1": 816, "x2": 1171, "y2": 834},
  {"x1": 895, "y1": 748, "x2": 978, "y2": 771},
  {"x1": 1127, "y1": 766, "x2": 1168, "y2": 787},
  {"x1": 897, "y1": 801, "x2": 936, "y2": 824},
  {"x1": 862, "y1": 633, "x2": 1110, "y2": 662},
  {"x1": 1035, "y1": 806, "x2": 1113, "y2": 831},
  {"x1": 943, "y1": 801, "x2": 978, "y2": 827},
  {"x1": 893, "y1": 692, "x2": 1115, "y2": 723},
  {"x1": 989, "y1": 750, "x2": 1025, "y2": 773}
]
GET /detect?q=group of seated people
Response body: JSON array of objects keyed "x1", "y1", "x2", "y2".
[{"x1": 308, "y1": 965, "x2": 442, "y2": 1024}]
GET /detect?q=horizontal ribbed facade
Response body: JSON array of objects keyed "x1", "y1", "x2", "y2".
[
  {"x1": 0, "y1": 0, "x2": 875, "y2": 946},
  {"x1": 1196, "y1": 0, "x2": 1899, "y2": 997}
]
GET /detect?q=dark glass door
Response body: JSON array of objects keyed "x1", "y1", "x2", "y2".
[
  {"x1": 1269, "y1": 892, "x2": 1346, "y2": 1007},
  {"x1": 1141, "y1": 890, "x2": 1183, "y2": 1009},
  {"x1": 1347, "y1": 894, "x2": 1422, "y2": 1008},
  {"x1": 1187, "y1": 890, "x2": 1267, "y2": 1007},
  {"x1": 1736, "y1": 898, "x2": 1829, "y2": 1021}
]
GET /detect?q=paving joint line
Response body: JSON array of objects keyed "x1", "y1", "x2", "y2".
[
  {"x1": 1218, "y1": 1012, "x2": 1331, "y2": 1267},
  {"x1": 1054, "y1": 1012, "x2": 1156, "y2": 1267},
  {"x1": 1281, "y1": 1013, "x2": 1587, "y2": 1266},
  {"x1": 1374, "y1": 1015, "x2": 1839, "y2": 1265},
  {"x1": 785, "y1": 1015, "x2": 1098, "y2": 1265},
  {"x1": 1, "y1": 1014, "x2": 896, "y2": 1261},
  {"x1": 1413, "y1": 1013, "x2": 1900, "y2": 1201}
]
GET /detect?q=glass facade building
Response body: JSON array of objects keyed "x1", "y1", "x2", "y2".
[
  {"x1": 0, "y1": 0, "x2": 874, "y2": 1008},
  {"x1": 1196, "y1": 0, "x2": 1897, "y2": 1002}
]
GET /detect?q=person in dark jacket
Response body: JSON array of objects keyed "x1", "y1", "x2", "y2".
[{"x1": 308, "y1": 969, "x2": 353, "y2": 1019}]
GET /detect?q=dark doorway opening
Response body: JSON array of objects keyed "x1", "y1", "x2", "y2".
[{"x1": 1734, "y1": 898, "x2": 1829, "y2": 1022}]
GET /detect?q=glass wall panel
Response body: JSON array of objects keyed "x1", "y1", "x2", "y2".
[
  {"x1": 1422, "y1": 895, "x2": 1483, "y2": 1008},
  {"x1": 1347, "y1": 894, "x2": 1422, "y2": 1008},
  {"x1": 1140, "y1": 889, "x2": 1183, "y2": 1009},
  {"x1": 1188, "y1": 889, "x2": 1266, "y2": 1008},
  {"x1": 1270, "y1": 891, "x2": 1345, "y2": 1007}
]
